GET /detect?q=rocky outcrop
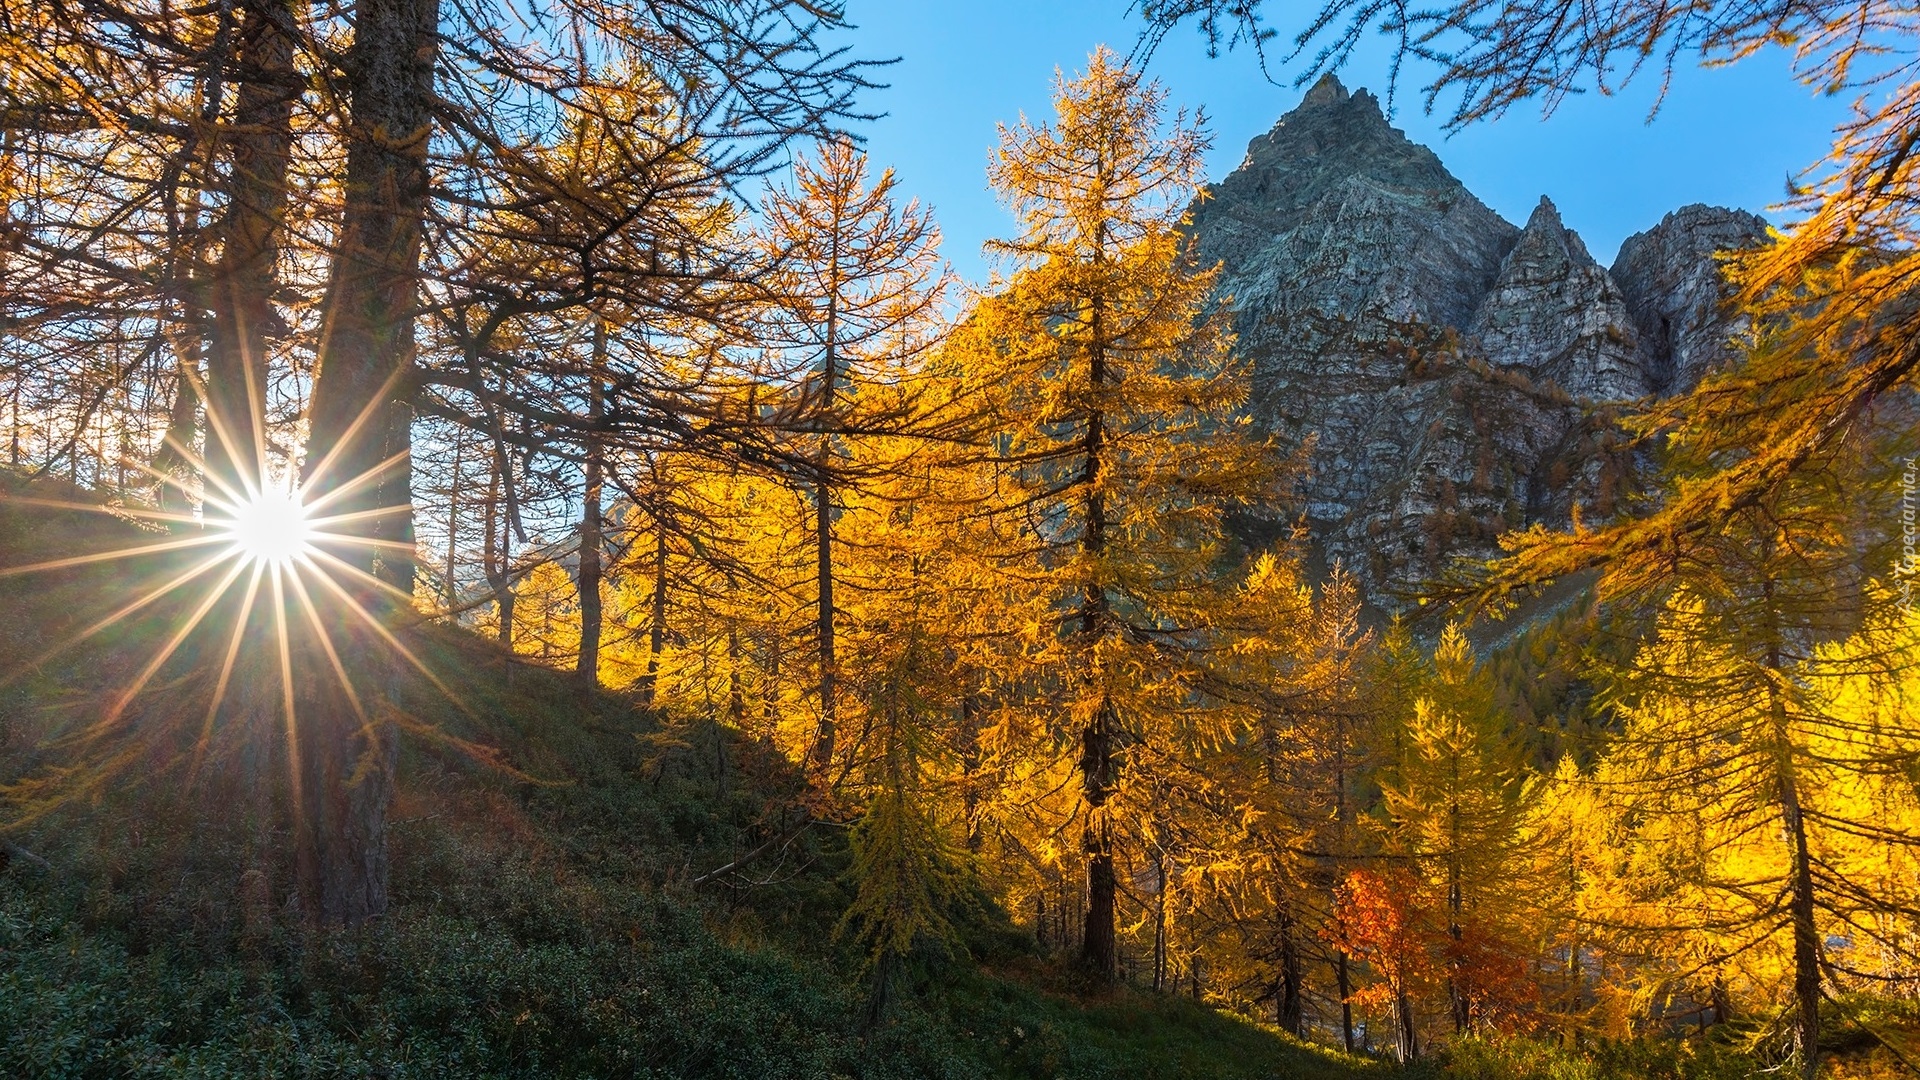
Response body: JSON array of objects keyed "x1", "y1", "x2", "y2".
[
  {"x1": 1610, "y1": 204, "x2": 1771, "y2": 393},
  {"x1": 1193, "y1": 75, "x2": 1767, "y2": 604}
]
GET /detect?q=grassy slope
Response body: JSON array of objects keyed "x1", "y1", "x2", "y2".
[{"x1": 0, "y1": 476, "x2": 1391, "y2": 1079}]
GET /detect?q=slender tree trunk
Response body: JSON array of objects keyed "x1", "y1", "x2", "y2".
[
  {"x1": 1152, "y1": 855, "x2": 1169, "y2": 991},
  {"x1": 204, "y1": 0, "x2": 297, "y2": 496},
  {"x1": 809, "y1": 287, "x2": 839, "y2": 770},
  {"x1": 1081, "y1": 696, "x2": 1118, "y2": 981},
  {"x1": 1763, "y1": 566, "x2": 1821, "y2": 1080},
  {"x1": 1336, "y1": 950, "x2": 1355, "y2": 1052},
  {"x1": 639, "y1": 506, "x2": 668, "y2": 706},
  {"x1": 155, "y1": 328, "x2": 203, "y2": 515},
  {"x1": 1333, "y1": 716, "x2": 1357, "y2": 1052},
  {"x1": 441, "y1": 435, "x2": 462, "y2": 608},
  {"x1": 959, "y1": 683, "x2": 983, "y2": 853},
  {"x1": 484, "y1": 455, "x2": 514, "y2": 650},
  {"x1": 575, "y1": 320, "x2": 605, "y2": 698},
  {"x1": 295, "y1": 0, "x2": 437, "y2": 927},
  {"x1": 1078, "y1": 279, "x2": 1118, "y2": 982},
  {"x1": 1277, "y1": 899, "x2": 1304, "y2": 1036},
  {"x1": 1448, "y1": 768, "x2": 1470, "y2": 1034},
  {"x1": 1395, "y1": 983, "x2": 1419, "y2": 1063}
]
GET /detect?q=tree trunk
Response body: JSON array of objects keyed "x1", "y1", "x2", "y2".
[
  {"x1": 1764, "y1": 585, "x2": 1821, "y2": 1080},
  {"x1": 204, "y1": 0, "x2": 297, "y2": 496},
  {"x1": 483, "y1": 455, "x2": 514, "y2": 651},
  {"x1": 1336, "y1": 948, "x2": 1355, "y2": 1052},
  {"x1": 296, "y1": 0, "x2": 437, "y2": 927},
  {"x1": 1277, "y1": 900, "x2": 1304, "y2": 1036},
  {"x1": 154, "y1": 329, "x2": 203, "y2": 515},
  {"x1": 304, "y1": 0, "x2": 434, "y2": 592},
  {"x1": 1395, "y1": 983, "x2": 1419, "y2": 1063},
  {"x1": 1077, "y1": 281, "x2": 1117, "y2": 983},
  {"x1": 575, "y1": 320, "x2": 605, "y2": 698},
  {"x1": 441, "y1": 435, "x2": 462, "y2": 608},
  {"x1": 1080, "y1": 695, "x2": 1118, "y2": 982},
  {"x1": 809, "y1": 286, "x2": 839, "y2": 770},
  {"x1": 1152, "y1": 856, "x2": 1168, "y2": 991},
  {"x1": 639, "y1": 506, "x2": 668, "y2": 706}
]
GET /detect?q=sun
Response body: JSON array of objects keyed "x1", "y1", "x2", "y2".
[{"x1": 220, "y1": 487, "x2": 317, "y2": 567}]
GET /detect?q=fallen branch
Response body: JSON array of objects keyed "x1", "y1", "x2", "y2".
[
  {"x1": 1, "y1": 840, "x2": 52, "y2": 873},
  {"x1": 692, "y1": 811, "x2": 815, "y2": 887}
]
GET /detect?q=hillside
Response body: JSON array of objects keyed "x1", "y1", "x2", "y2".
[{"x1": 0, "y1": 474, "x2": 1393, "y2": 1079}]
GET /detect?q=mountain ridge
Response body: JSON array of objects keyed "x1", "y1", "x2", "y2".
[{"x1": 1193, "y1": 73, "x2": 1770, "y2": 603}]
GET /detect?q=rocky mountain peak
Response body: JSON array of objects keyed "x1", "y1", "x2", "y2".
[
  {"x1": 1193, "y1": 85, "x2": 1770, "y2": 605},
  {"x1": 1510, "y1": 196, "x2": 1590, "y2": 270},
  {"x1": 1301, "y1": 70, "x2": 1349, "y2": 107},
  {"x1": 1611, "y1": 204, "x2": 1771, "y2": 393}
]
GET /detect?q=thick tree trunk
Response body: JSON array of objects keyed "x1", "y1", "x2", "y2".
[
  {"x1": 1080, "y1": 695, "x2": 1118, "y2": 981},
  {"x1": 296, "y1": 0, "x2": 437, "y2": 927},
  {"x1": 575, "y1": 320, "x2": 605, "y2": 697},
  {"x1": 204, "y1": 0, "x2": 297, "y2": 495},
  {"x1": 304, "y1": 0, "x2": 433, "y2": 592}
]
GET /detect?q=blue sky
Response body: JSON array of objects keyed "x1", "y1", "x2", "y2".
[{"x1": 836, "y1": 0, "x2": 1862, "y2": 286}]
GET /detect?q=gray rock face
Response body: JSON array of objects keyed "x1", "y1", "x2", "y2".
[
  {"x1": 1193, "y1": 76, "x2": 1767, "y2": 603},
  {"x1": 1611, "y1": 204, "x2": 1771, "y2": 393}
]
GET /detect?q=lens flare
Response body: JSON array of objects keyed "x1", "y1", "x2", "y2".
[{"x1": 222, "y1": 488, "x2": 316, "y2": 567}]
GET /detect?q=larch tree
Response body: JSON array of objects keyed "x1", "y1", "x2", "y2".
[
  {"x1": 757, "y1": 138, "x2": 950, "y2": 775},
  {"x1": 1563, "y1": 477, "x2": 1920, "y2": 1078},
  {"x1": 968, "y1": 46, "x2": 1284, "y2": 983},
  {"x1": 1378, "y1": 623, "x2": 1536, "y2": 1038}
]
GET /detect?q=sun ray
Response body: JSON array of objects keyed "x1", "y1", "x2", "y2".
[
  {"x1": 304, "y1": 503, "x2": 418, "y2": 535},
  {"x1": 300, "y1": 449, "x2": 414, "y2": 517},
  {"x1": 299, "y1": 366, "x2": 413, "y2": 497},
  {"x1": 191, "y1": 561, "x2": 267, "y2": 782},
  {"x1": 304, "y1": 546, "x2": 421, "y2": 607},
  {"x1": 83, "y1": 555, "x2": 254, "y2": 744},
  {"x1": 0, "y1": 548, "x2": 242, "y2": 693},
  {"x1": 299, "y1": 557, "x2": 476, "y2": 717},
  {"x1": 122, "y1": 436, "x2": 245, "y2": 514},
  {"x1": 0, "y1": 493, "x2": 206, "y2": 529},
  {"x1": 283, "y1": 563, "x2": 370, "y2": 725},
  {"x1": 0, "y1": 533, "x2": 233, "y2": 579},
  {"x1": 271, "y1": 563, "x2": 304, "y2": 824},
  {"x1": 178, "y1": 364, "x2": 262, "y2": 508}
]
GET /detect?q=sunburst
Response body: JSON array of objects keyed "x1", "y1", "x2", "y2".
[{"x1": 0, "y1": 395, "x2": 474, "y2": 839}]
